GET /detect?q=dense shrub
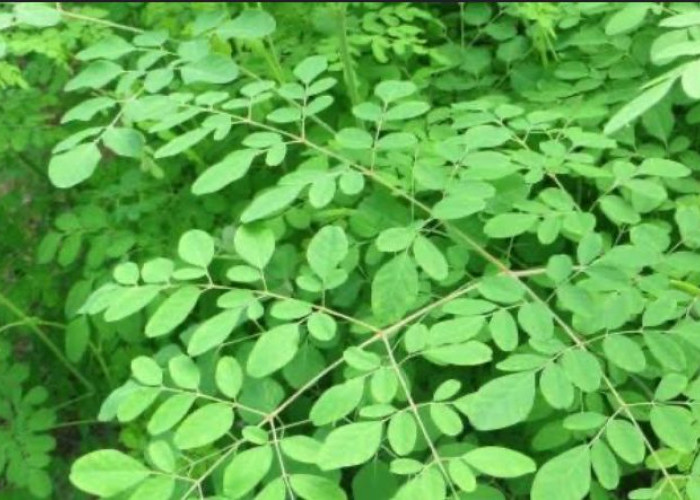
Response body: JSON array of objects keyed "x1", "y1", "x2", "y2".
[{"x1": 2, "y1": 2, "x2": 700, "y2": 499}]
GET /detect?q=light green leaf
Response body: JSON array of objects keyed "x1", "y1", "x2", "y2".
[
  {"x1": 15, "y1": 3, "x2": 61, "y2": 27},
  {"x1": 117, "y1": 386, "x2": 159, "y2": 422},
  {"x1": 682, "y1": 60, "x2": 700, "y2": 99},
  {"x1": 307, "y1": 226, "x2": 348, "y2": 282},
  {"x1": 649, "y1": 405, "x2": 696, "y2": 453},
  {"x1": 169, "y1": 355, "x2": 200, "y2": 390},
  {"x1": 591, "y1": 440, "x2": 620, "y2": 490},
  {"x1": 371, "y1": 254, "x2": 419, "y2": 323},
  {"x1": 235, "y1": 224, "x2": 275, "y2": 269},
  {"x1": 484, "y1": 213, "x2": 538, "y2": 238},
  {"x1": 70, "y1": 449, "x2": 149, "y2": 497},
  {"x1": 294, "y1": 55, "x2": 328, "y2": 84},
  {"x1": 104, "y1": 286, "x2": 161, "y2": 322},
  {"x1": 77, "y1": 36, "x2": 134, "y2": 61},
  {"x1": 423, "y1": 341, "x2": 493, "y2": 366},
  {"x1": 462, "y1": 447, "x2": 536, "y2": 478},
  {"x1": 130, "y1": 356, "x2": 162, "y2": 386},
  {"x1": 48, "y1": 143, "x2": 101, "y2": 189},
  {"x1": 181, "y1": 54, "x2": 239, "y2": 84},
  {"x1": 605, "y1": 3, "x2": 650, "y2": 36},
  {"x1": 290, "y1": 475, "x2": 346, "y2": 500},
  {"x1": 384, "y1": 101, "x2": 430, "y2": 121},
  {"x1": 602, "y1": 335, "x2": 646, "y2": 373},
  {"x1": 241, "y1": 184, "x2": 303, "y2": 223},
  {"x1": 388, "y1": 412, "x2": 417, "y2": 456},
  {"x1": 458, "y1": 372, "x2": 535, "y2": 431},
  {"x1": 531, "y1": 445, "x2": 591, "y2": 500},
  {"x1": 65, "y1": 60, "x2": 123, "y2": 91},
  {"x1": 310, "y1": 378, "x2": 364, "y2": 426},
  {"x1": 539, "y1": 363, "x2": 574, "y2": 410},
  {"x1": 219, "y1": 9, "x2": 276, "y2": 39},
  {"x1": 638, "y1": 158, "x2": 690, "y2": 178},
  {"x1": 178, "y1": 229, "x2": 215, "y2": 268},
  {"x1": 145, "y1": 286, "x2": 201, "y2": 338},
  {"x1": 489, "y1": 309, "x2": 519, "y2": 351},
  {"x1": 247, "y1": 324, "x2": 300, "y2": 378},
  {"x1": 216, "y1": 356, "x2": 243, "y2": 399},
  {"x1": 654, "y1": 373, "x2": 687, "y2": 401},
  {"x1": 192, "y1": 149, "x2": 258, "y2": 195},
  {"x1": 187, "y1": 309, "x2": 241, "y2": 357},
  {"x1": 336, "y1": 128, "x2": 373, "y2": 149},
  {"x1": 604, "y1": 79, "x2": 674, "y2": 135},
  {"x1": 448, "y1": 459, "x2": 476, "y2": 493},
  {"x1": 307, "y1": 312, "x2": 337, "y2": 341},
  {"x1": 413, "y1": 235, "x2": 448, "y2": 280},
  {"x1": 376, "y1": 132, "x2": 417, "y2": 150},
  {"x1": 154, "y1": 128, "x2": 210, "y2": 158},
  {"x1": 280, "y1": 436, "x2": 322, "y2": 465},
  {"x1": 343, "y1": 347, "x2": 381, "y2": 372},
  {"x1": 561, "y1": 349, "x2": 602, "y2": 392},
  {"x1": 606, "y1": 419, "x2": 645, "y2": 464},
  {"x1": 430, "y1": 403, "x2": 463, "y2": 436},
  {"x1": 375, "y1": 80, "x2": 416, "y2": 103},
  {"x1": 102, "y1": 128, "x2": 144, "y2": 158},
  {"x1": 644, "y1": 331, "x2": 686, "y2": 371},
  {"x1": 223, "y1": 446, "x2": 273, "y2": 499},
  {"x1": 517, "y1": 302, "x2": 553, "y2": 340},
  {"x1": 174, "y1": 403, "x2": 234, "y2": 450},
  {"x1": 147, "y1": 394, "x2": 195, "y2": 436},
  {"x1": 62, "y1": 97, "x2": 116, "y2": 123},
  {"x1": 317, "y1": 422, "x2": 383, "y2": 470},
  {"x1": 128, "y1": 476, "x2": 175, "y2": 500}
]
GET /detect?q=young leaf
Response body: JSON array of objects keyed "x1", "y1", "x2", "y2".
[
  {"x1": 247, "y1": 324, "x2": 300, "y2": 378},
  {"x1": 290, "y1": 474, "x2": 346, "y2": 500},
  {"x1": 317, "y1": 422, "x2": 383, "y2": 470},
  {"x1": 191, "y1": 149, "x2": 258, "y2": 195},
  {"x1": 180, "y1": 54, "x2": 239, "y2": 84},
  {"x1": 388, "y1": 412, "x2": 417, "y2": 456},
  {"x1": 484, "y1": 213, "x2": 538, "y2": 238},
  {"x1": 70, "y1": 449, "x2": 149, "y2": 497},
  {"x1": 235, "y1": 224, "x2": 275, "y2": 269},
  {"x1": 48, "y1": 143, "x2": 101, "y2": 189},
  {"x1": 145, "y1": 286, "x2": 201, "y2": 338},
  {"x1": 219, "y1": 9, "x2": 276, "y2": 39},
  {"x1": 531, "y1": 445, "x2": 591, "y2": 500},
  {"x1": 462, "y1": 447, "x2": 536, "y2": 478},
  {"x1": 173, "y1": 403, "x2": 234, "y2": 450},
  {"x1": 307, "y1": 226, "x2": 348, "y2": 282},
  {"x1": 561, "y1": 349, "x2": 602, "y2": 392},
  {"x1": 216, "y1": 356, "x2": 243, "y2": 400},
  {"x1": 154, "y1": 128, "x2": 210, "y2": 158},
  {"x1": 309, "y1": 378, "x2": 364, "y2": 426},
  {"x1": 606, "y1": 419, "x2": 645, "y2": 464},
  {"x1": 412, "y1": 235, "x2": 448, "y2": 280},
  {"x1": 147, "y1": 394, "x2": 196, "y2": 436},
  {"x1": 178, "y1": 229, "x2": 215, "y2": 268},
  {"x1": 458, "y1": 372, "x2": 535, "y2": 430},
  {"x1": 602, "y1": 335, "x2": 646, "y2": 373},
  {"x1": 649, "y1": 405, "x2": 696, "y2": 453},
  {"x1": 223, "y1": 446, "x2": 274, "y2": 499},
  {"x1": 187, "y1": 309, "x2": 241, "y2": 357},
  {"x1": 371, "y1": 254, "x2": 419, "y2": 323},
  {"x1": 241, "y1": 185, "x2": 303, "y2": 223},
  {"x1": 604, "y1": 79, "x2": 674, "y2": 135},
  {"x1": 591, "y1": 440, "x2": 620, "y2": 490}
]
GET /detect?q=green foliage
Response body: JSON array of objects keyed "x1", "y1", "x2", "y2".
[{"x1": 4, "y1": 2, "x2": 700, "y2": 499}]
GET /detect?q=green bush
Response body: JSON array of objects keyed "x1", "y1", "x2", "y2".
[{"x1": 3, "y1": 2, "x2": 700, "y2": 499}]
